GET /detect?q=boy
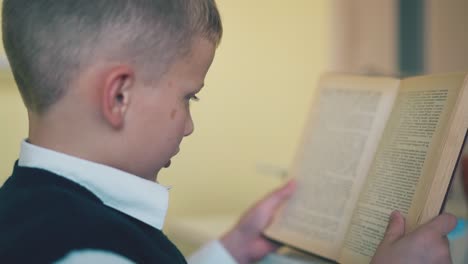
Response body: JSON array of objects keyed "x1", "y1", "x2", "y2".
[{"x1": 0, "y1": 0, "x2": 456, "y2": 263}]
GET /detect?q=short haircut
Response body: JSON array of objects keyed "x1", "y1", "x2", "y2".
[{"x1": 2, "y1": 0, "x2": 223, "y2": 113}]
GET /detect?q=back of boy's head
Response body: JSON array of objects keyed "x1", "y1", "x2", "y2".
[{"x1": 2, "y1": 0, "x2": 222, "y2": 114}]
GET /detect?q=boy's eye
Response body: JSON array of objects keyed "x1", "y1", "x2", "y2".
[
  {"x1": 190, "y1": 95, "x2": 200, "y2": 102},
  {"x1": 185, "y1": 94, "x2": 200, "y2": 106}
]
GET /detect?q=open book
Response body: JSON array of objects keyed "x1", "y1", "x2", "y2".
[{"x1": 264, "y1": 73, "x2": 468, "y2": 264}]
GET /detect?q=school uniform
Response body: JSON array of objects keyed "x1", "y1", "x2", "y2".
[{"x1": 0, "y1": 141, "x2": 237, "y2": 264}]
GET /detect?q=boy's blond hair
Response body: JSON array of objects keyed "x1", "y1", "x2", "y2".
[{"x1": 2, "y1": 0, "x2": 222, "y2": 114}]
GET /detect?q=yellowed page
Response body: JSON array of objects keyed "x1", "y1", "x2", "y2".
[
  {"x1": 339, "y1": 73, "x2": 468, "y2": 264},
  {"x1": 407, "y1": 74, "x2": 468, "y2": 227},
  {"x1": 265, "y1": 74, "x2": 399, "y2": 261}
]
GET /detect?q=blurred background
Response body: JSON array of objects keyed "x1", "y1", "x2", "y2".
[{"x1": 1, "y1": 0, "x2": 468, "y2": 262}]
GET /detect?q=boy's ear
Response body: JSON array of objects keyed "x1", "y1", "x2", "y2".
[{"x1": 101, "y1": 66, "x2": 135, "y2": 129}]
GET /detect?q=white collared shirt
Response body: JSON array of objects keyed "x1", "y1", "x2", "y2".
[{"x1": 18, "y1": 141, "x2": 237, "y2": 264}]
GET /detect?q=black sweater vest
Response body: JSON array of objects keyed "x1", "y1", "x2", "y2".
[{"x1": 0, "y1": 164, "x2": 187, "y2": 264}]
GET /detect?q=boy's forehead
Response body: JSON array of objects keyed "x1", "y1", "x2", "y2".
[
  {"x1": 137, "y1": 38, "x2": 214, "y2": 89},
  {"x1": 166, "y1": 38, "x2": 216, "y2": 74}
]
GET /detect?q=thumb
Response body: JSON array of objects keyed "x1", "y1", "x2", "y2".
[
  {"x1": 381, "y1": 211, "x2": 405, "y2": 245},
  {"x1": 264, "y1": 179, "x2": 297, "y2": 209},
  {"x1": 421, "y1": 213, "x2": 457, "y2": 236},
  {"x1": 252, "y1": 179, "x2": 297, "y2": 217}
]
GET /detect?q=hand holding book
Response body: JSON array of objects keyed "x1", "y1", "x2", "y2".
[{"x1": 371, "y1": 211, "x2": 456, "y2": 264}]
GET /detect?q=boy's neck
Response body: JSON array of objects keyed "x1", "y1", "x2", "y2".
[{"x1": 27, "y1": 109, "x2": 117, "y2": 170}]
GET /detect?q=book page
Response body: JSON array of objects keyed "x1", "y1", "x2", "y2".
[
  {"x1": 339, "y1": 73, "x2": 467, "y2": 264},
  {"x1": 265, "y1": 74, "x2": 399, "y2": 260},
  {"x1": 405, "y1": 74, "x2": 468, "y2": 227}
]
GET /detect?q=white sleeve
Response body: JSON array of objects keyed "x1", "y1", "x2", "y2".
[
  {"x1": 188, "y1": 240, "x2": 238, "y2": 264},
  {"x1": 54, "y1": 249, "x2": 135, "y2": 264}
]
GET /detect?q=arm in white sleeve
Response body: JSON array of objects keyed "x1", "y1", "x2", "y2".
[
  {"x1": 55, "y1": 241, "x2": 237, "y2": 264},
  {"x1": 54, "y1": 250, "x2": 135, "y2": 264},
  {"x1": 188, "y1": 240, "x2": 238, "y2": 264}
]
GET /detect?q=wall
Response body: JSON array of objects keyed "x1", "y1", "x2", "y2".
[
  {"x1": 329, "y1": 0, "x2": 398, "y2": 76},
  {"x1": 0, "y1": 69, "x2": 27, "y2": 180},
  {"x1": 330, "y1": 0, "x2": 468, "y2": 76},
  {"x1": 0, "y1": 0, "x2": 28, "y2": 180},
  {"x1": 426, "y1": 0, "x2": 468, "y2": 73}
]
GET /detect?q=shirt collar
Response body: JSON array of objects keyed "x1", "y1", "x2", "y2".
[{"x1": 18, "y1": 140, "x2": 170, "y2": 230}]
